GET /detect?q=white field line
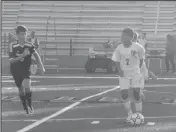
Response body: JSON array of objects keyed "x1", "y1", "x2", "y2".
[
  {"x1": 2, "y1": 84, "x2": 176, "y2": 95},
  {"x1": 3, "y1": 116, "x2": 176, "y2": 122},
  {"x1": 2, "y1": 75, "x2": 176, "y2": 80},
  {"x1": 2, "y1": 104, "x2": 117, "y2": 117},
  {"x1": 2, "y1": 80, "x2": 39, "y2": 83},
  {"x1": 2, "y1": 85, "x2": 116, "y2": 94},
  {"x1": 2, "y1": 75, "x2": 120, "y2": 79},
  {"x1": 16, "y1": 86, "x2": 119, "y2": 132}
]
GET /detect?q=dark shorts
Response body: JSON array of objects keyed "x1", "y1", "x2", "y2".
[{"x1": 11, "y1": 68, "x2": 30, "y2": 88}]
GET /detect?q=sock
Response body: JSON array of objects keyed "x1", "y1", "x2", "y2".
[
  {"x1": 19, "y1": 95, "x2": 28, "y2": 111},
  {"x1": 123, "y1": 100, "x2": 132, "y2": 116},
  {"x1": 135, "y1": 101, "x2": 142, "y2": 113},
  {"x1": 26, "y1": 91, "x2": 32, "y2": 108}
]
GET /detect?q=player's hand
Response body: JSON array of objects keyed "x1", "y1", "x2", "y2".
[
  {"x1": 118, "y1": 70, "x2": 124, "y2": 77},
  {"x1": 22, "y1": 49, "x2": 30, "y2": 57}
]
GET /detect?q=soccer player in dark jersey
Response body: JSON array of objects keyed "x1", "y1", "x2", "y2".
[{"x1": 9, "y1": 25, "x2": 45, "y2": 114}]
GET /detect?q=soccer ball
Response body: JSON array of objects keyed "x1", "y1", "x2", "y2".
[{"x1": 130, "y1": 113, "x2": 144, "y2": 125}]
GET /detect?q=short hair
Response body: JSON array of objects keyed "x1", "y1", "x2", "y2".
[
  {"x1": 16, "y1": 25, "x2": 28, "y2": 34},
  {"x1": 122, "y1": 27, "x2": 134, "y2": 38}
]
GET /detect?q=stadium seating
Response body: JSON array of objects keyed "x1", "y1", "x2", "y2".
[
  {"x1": 2, "y1": 1, "x2": 176, "y2": 69},
  {"x1": 142, "y1": 2, "x2": 176, "y2": 50}
]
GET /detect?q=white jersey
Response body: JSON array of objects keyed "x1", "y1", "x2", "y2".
[{"x1": 112, "y1": 43, "x2": 145, "y2": 76}]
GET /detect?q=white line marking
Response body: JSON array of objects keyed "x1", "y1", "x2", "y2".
[
  {"x1": 3, "y1": 116, "x2": 176, "y2": 122},
  {"x1": 2, "y1": 84, "x2": 176, "y2": 94},
  {"x1": 2, "y1": 75, "x2": 176, "y2": 80},
  {"x1": 2, "y1": 85, "x2": 115, "y2": 94},
  {"x1": 3, "y1": 75, "x2": 120, "y2": 79},
  {"x1": 91, "y1": 121, "x2": 100, "y2": 124},
  {"x1": 16, "y1": 86, "x2": 119, "y2": 132},
  {"x1": 2, "y1": 104, "x2": 117, "y2": 117},
  {"x1": 2, "y1": 96, "x2": 8, "y2": 99},
  {"x1": 2, "y1": 80, "x2": 39, "y2": 83}
]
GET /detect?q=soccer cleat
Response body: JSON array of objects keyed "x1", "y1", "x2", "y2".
[
  {"x1": 28, "y1": 105, "x2": 34, "y2": 114},
  {"x1": 126, "y1": 114, "x2": 132, "y2": 123},
  {"x1": 24, "y1": 106, "x2": 30, "y2": 115}
]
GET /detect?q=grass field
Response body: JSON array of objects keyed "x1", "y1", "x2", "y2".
[{"x1": 2, "y1": 74, "x2": 176, "y2": 132}]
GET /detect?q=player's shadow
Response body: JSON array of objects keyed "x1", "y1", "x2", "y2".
[{"x1": 142, "y1": 90, "x2": 176, "y2": 104}]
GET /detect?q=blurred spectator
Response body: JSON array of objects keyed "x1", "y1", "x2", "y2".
[
  {"x1": 28, "y1": 31, "x2": 40, "y2": 49},
  {"x1": 28, "y1": 31, "x2": 40, "y2": 75},
  {"x1": 165, "y1": 34, "x2": 176, "y2": 74},
  {"x1": 138, "y1": 33, "x2": 148, "y2": 49}
]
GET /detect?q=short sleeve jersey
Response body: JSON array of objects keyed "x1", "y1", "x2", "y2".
[
  {"x1": 112, "y1": 43, "x2": 145, "y2": 71},
  {"x1": 9, "y1": 40, "x2": 36, "y2": 70}
]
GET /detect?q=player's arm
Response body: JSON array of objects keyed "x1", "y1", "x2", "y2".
[
  {"x1": 35, "y1": 38, "x2": 40, "y2": 49},
  {"x1": 138, "y1": 45, "x2": 145, "y2": 68},
  {"x1": 9, "y1": 43, "x2": 25, "y2": 64},
  {"x1": 112, "y1": 46, "x2": 123, "y2": 76},
  {"x1": 32, "y1": 46, "x2": 45, "y2": 71}
]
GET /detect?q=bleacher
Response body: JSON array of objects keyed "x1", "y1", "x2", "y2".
[
  {"x1": 16, "y1": 1, "x2": 144, "y2": 54},
  {"x1": 142, "y1": 1, "x2": 176, "y2": 50},
  {"x1": 2, "y1": 1, "x2": 176, "y2": 69}
]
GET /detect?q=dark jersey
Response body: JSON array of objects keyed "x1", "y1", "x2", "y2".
[{"x1": 9, "y1": 41, "x2": 36, "y2": 71}]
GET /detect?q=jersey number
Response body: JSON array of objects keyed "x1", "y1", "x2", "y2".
[{"x1": 125, "y1": 59, "x2": 130, "y2": 65}]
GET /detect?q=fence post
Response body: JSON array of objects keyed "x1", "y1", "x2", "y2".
[
  {"x1": 70, "y1": 38, "x2": 72, "y2": 56},
  {"x1": 4, "y1": 33, "x2": 6, "y2": 55},
  {"x1": 8, "y1": 33, "x2": 11, "y2": 44}
]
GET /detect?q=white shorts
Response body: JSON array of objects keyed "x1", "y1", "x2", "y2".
[
  {"x1": 119, "y1": 74, "x2": 144, "y2": 90},
  {"x1": 141, "y1": 62, "x2": 148, "y2": 80}
]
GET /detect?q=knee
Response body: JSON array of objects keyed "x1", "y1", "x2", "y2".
[
  {"x1": 133, "y1": 88, "x2": 141, "y2": 102},
  {"x1": 22, "y1": 79, "x2": 31, "y2": 89},
  {"x1": 18, "y1": 86, "x2": 25, "y2": 96},
  {"x1": 121, "y1": 90, "x2": 129, "y2": 101}
]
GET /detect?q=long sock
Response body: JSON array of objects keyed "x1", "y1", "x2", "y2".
[
  {"x1": 123, "y1": 100, "x2": 132, "y2": 116},
  {"x1": 26, "y1": 91, "x2": 32, "y2": 107},
  {"x1": 135, "y1": 101, "x2": 142, "y2": 113},
  {"x1": 19, "y1": 95, "x2": 28, "y2": 111}
]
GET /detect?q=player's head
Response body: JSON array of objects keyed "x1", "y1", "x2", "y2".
[
  {"x1": 31, "y1": 31, "x2": 35, "y2": 38},
  {"x1": 132, "y1": 31, "x2": 139, "y2": 42},
  {"x1": 121, "y1": 27, "x2": 134, "y2": 47},
  {"x1": 16, "y1": 25, "x2": 28, "y2": 41}
]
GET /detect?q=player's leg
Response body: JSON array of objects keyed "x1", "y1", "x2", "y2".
[
  {"x1": 119, "y1": 77, "x2": 132, "y2": 122},
  {"x1": 12, "y1": 72, "x2": 29, "y2": 114},
  {"x1": 133, "y1": 88, "x2": 142, "y2": 113},
  {"x1": 31, "y1": 55, "x2": 38, "y2": 75},
  {"x1": 131, "y1": 75, "x2": 143, "y2": 114},
  {"x1": 22, "y1": 73, "x2": 34, "y2": 114}
]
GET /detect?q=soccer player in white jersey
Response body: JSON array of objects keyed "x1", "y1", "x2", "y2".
[{"x1": 112, "y1": 28, "x2": 145, "y2": 123}]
